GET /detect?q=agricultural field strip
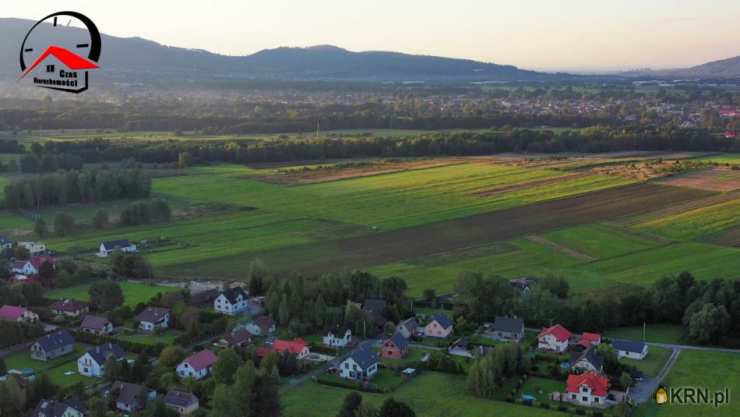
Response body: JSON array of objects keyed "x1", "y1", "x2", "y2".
[
  {"x1": 165, "y1": 183, "x2": 709, "y2": 278},
  {"x1": 636, "y1": 194, "x2": 740, "y2": 240}
]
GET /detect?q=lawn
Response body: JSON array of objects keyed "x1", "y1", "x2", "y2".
[
  {"x1": 115, "y1": 329, "x2": 184, "y2": 346},
  {"x1": 283, "y1": 372, "x2": 564, "y2": 417},
  {"x1": 520, "y1": 377, "x2": 564, "y2": 402},
  {"x1": 634, "y1": 350, "x2": 740, "y2": 417},
  {"x1": 47, "y1": 281, "x2": 181, "y2": 308},
  {"x1": 620, "y1": 346, "x2": 671, "y2": 377},
  {"x1": 4, "y1": 344, "x2": 87, "y2": 386},
  {"x1": 604, "y1": 324, "x2": 685, "y2": 345}
]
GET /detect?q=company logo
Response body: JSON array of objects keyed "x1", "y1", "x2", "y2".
[
  {"x1": 655, "y1": 385, "x2": 731, "y2": 408},
  {"x1": 19, "y1": 11, "x2": 102, "y2": 93}
]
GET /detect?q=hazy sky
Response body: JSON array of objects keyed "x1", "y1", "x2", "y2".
[{"x1": 4, "y1": 0, "x2": 740, "y2": 71}]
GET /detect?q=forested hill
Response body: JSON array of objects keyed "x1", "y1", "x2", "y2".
[{"x1": 0, "y1": 18, "x2": 566, "y2": 82}]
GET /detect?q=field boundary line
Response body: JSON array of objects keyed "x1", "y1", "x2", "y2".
[{"x1": 525, "y1": 234, "x2": 597, "y2": 262}]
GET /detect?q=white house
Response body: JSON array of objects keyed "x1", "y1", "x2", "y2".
[
  {"x1": 538, "y1": 324, "x2": 572, "y2": 352},
  {"x1": 18, "y1": 241, "x2": 46, "y2": 255},
  {"x1": 0, "y1": 236, "x2": 12, "y2": 250},
  {"x1": 213, "y1": 287, "x2": 249, "y2": 315},
  {"x1": 11, "y1": 260, "x2": 38, "y2": 276},
  {"x1": 30, "y1": 399, "x2": 85, "y2": 417},
  {"x1": 98, "y1": 240, "x2": 137, "y2": 257},
  {"x1": 134, "y1": 307, "x2": 170, "y2": 332},
  {"x1": 396, "y1": 318, "x2": 419, "y2": 339},
  {"x1": 323, "y1": 327, "x2": 352, "y2": 348},
  {"x1": 338, "y1": 348, "x2": 378, "y2": 381},
  {"x1": 611, "y1": 339, "x2": 648, "y2": 360},
  {"x1": 176, "y1": 350, "x2": 217, "y2": 380},
  {"x1": 566, "y1": 372, "x2": 609, "y2": 408},
  {"x1": 78, "y1": 343, "x2": 126, "y2": 377}
]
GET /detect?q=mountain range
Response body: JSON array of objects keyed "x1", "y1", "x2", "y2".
[{"x1": 0, "y1": 17, "x2": 738, "y2": 83}]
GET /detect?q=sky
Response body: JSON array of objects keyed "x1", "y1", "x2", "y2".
[{"x1": 3, "y1": 0, "x2": 740, "y2": 72}]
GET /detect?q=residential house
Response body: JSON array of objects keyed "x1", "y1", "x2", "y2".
[
  {"x1": 177, "y1": 350, "x2": 218, "y2": 380},
  {"x1": 338, "y1": 348, "x2": 379, "y2": 381},
  {"x1": 538, "y1": 324, "x2": 572, "y2": 352},
  {"x1": 578, "y1": 332, "x2": 602, "y2": 349},
  {"x1": 424, "y1": 314, "x2": 454, "y2": 338},
  {"x1": 50, "y1": 299, "x2": 88, "y2": 318},
  {"x1": 11, "y1": 256, "x2": 55, "y2": 278},
  {"x1": 18, "y1": 241, "x2": 46, "y2": 256},
  {"x1": 571, "y1": 347, "x2": 604, "y2": 373},
  {"x1": 213, "y1": 287, "x2": 249, "y2": 315},
  {"x1": 258, "y1": 339, "x2": 309, "y2": 360},
  {"x1": 509, "y1": 277, "x2": 538, "y2": 293},
  {"x1": 134, "y1": 307, "x2": 170, "y2": 332},
  {"x1": 362, "y1": 298, "x2": 388, "y2": 327},
  {"x1": 448, "y1": 337, "x2": 489, "y2": 358},
  {"x1": 565, "y1": 371, "x2": 609, "y2": 408},
  {"x1": 78, "y1": 343, "x2": 126, "y2": 377},
  {"x1": 190, "y1": 289, "x2": 219, "y2": 306},
  {"x1": 396, "y1": 317, "x2": 419, "y2": 339},
  {"x1": 31, "y1": 330, "x2": 75, "y2": 361},
  {"x1": 0, "y1": 305, "x2": 39, "y2": 323},
  {"x1": 164, "y1": 390, "x2": 199, "y2": 415},
  {"x1": 218, "y1": 329, "x2": 252, "y2": 348},
  {"x1": 30, "y1": 399, "x2": 85, "y2": 417},
  {"x1": 111, "y1": 381, "x2": 153, "y2": 413},
  {"x1": 381, "y1": 332, "x2": 409, "y2": 359},
  {"x1": 0, "y1": 236, "x2": 12, "y2": 250},
  {"x1": 98, "y1": 240, "x2": 137, "y2": 257},
  {"x1": 244, "y1": 315, "x2": 275, "y2": 336},
  {"x1": 323, "y1": 326, "x2": 352, "y2": 348},
  {"x1": 611, "y1": 339, "x2": 648, "y2": 360},
  {"x1": 488, "y1": 316, "x2": 525, "y2": 342},
  {"x1": 80, "y1": 315, "x2": 114, "y2": 335}
]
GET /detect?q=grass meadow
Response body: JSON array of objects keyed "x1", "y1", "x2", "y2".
[{"x1": 47, "y1": 282, "x2": 180, "y2": 307}]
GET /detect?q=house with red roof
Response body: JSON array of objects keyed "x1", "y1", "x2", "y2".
[
  {"x1": 578, "y1": 332, "x2": 602, "y2": 348},
  {"x1": 176, "y1": 350, "x2": 217, "y2": 380},
  {"x1": 724, "y1": 130, "x2": 737, "y2": 139},
  {"x1": 0, "y1": 305, "x2": 39, "y2": 323},
  {"x1": 566, "y1": 371, "x2": 609, "y2": 407},
  {"x1": 538, "y1": 324, "x2": 572, "y2": 352},
  {"x1": 258, "y1": 338, "x2": 310, "y2": 360}
]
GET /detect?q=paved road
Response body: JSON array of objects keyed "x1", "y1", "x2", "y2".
[{"x1": 629, "y1": 347, "x2": 680, "y2": 404}]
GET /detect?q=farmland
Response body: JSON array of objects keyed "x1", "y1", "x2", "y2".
[{"x1": 0, "y1": 153, "x2": 737, "y2": 294}]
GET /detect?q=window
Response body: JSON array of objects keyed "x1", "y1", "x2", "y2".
[
  {"x1": 582, "y1": 396, "x2": 588, "y2": 402},
  {"x1": 594, "y1": 398, "x2": 599, "y2": 403},
  {"x1": 571, "y1": 394, "x2": 576, "y2": 399}
]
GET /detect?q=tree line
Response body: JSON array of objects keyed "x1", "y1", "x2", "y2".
[
  {"x1": 16, "y1": 126, "x2": 738, "y2": 170},
  {"x1": 4, "y1": 168, "x2": 151, "y2": 209}
]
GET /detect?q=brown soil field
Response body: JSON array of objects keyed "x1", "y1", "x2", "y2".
[
  {"x1": 164, "y1": 183, "x2": 712, "y2": 278},
  {"x1": 656, "y1": 167, "x2": 740, "y2": 192},
  {"x1": 258, "y1": 159, "x2": 466, "y2": 184}
]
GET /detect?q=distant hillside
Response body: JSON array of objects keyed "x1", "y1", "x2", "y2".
[
  {"x1": 621, "y1": 55, "x2": 740, "y2": 79},
  {"x1": 0, "y1": 18, "x2": 562, "y2": 82}
]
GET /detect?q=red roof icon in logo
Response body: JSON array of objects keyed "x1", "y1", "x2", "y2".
[{"x1": 21, "y1": 45, "x2": 98, "y2": 78}]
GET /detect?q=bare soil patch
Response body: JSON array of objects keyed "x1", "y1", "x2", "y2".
[{"x1": 656, "y1": 167, "x2": 740, "y2": 192}]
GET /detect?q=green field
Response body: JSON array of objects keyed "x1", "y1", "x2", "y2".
[
  {"x1": 638, "y1": 198, "x2": 740, "y2": 240},
  {"x1": 282, "y1": 372, "x2": 564, "y2": 417},
  {"x1": 635, "y1": 350, "x2": 740, "y2": 417},
  {"x1": 605, "y1": 324, "x2": 685, "y2": 345},
  {"x1": 47, "y1": 282, "x2": 181, "y2": 307},
  {"x1": 115, "y1": 330, "x2": 184, "y2": 346},
  {"x1": 543, "y1": 224, "x2": 666, "y2": 259}
]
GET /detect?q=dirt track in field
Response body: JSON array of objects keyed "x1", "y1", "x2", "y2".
[
  {"x1": 472, "y1": 172, "x2": 590, "y2": 197},
  {"x1": 525, "y1": 235, "x2": 597, "y2": 262},
  {"x1": 238, "y1": 183, "x2": 713, "y2": 275}
]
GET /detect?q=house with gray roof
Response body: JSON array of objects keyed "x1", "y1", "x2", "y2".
[
  {"x1": 486, "y1": 316, "x2": 525, "y2": 342},
  {"x1": 572, "y1": 346, "x2": 605, "y2": 373},
  {"x1": 78, "y1": 343, "x2": 126, "y2": 377},
  {"x1": 611, "y1": 339, "x2": 648, "y2": 360},
  {"x1": 30, "y1": 330, "x2": 75, "y2": 361},
  {"x1": 338, "y1": 347, "x2": 379, "y2": 381},
  {"x1": 111, "y1": 381, "x2": 154, "y2": 413},
  {"x1": 98, "y1": 240, "x2": 137, "y2": 257},
  {"x1": 134, "y1": 307, "x2": 170, "y2": 332},
  {"x1": 396, "y1": 317, "x2": 419, "y2": 339},
  {"x1": 80, "y1": 315, "x2": 114, "y2": 335},
  {"x1": 164, "y1": 390, "x2": 199, "y2": 415},
  {"x1": 30, "y1": 399, "x2": 85, "y2": 417}
]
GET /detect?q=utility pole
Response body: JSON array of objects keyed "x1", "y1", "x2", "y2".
[{"x1": 316, "y1": 120, "x2": 320, "y2": 138}]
